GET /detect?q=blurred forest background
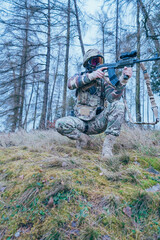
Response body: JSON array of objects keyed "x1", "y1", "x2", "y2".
[{"x1": 0, "y1": 0, "x2": 160, "y2": 132}]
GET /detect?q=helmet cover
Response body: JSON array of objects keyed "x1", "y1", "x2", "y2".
[{"x1": 83, "y1": 49, "x2": 104, "y2": 67}]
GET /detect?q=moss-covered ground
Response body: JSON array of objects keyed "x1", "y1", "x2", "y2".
[{"x1": 0, "y1": 126, "x2": 160, "y2": 240}]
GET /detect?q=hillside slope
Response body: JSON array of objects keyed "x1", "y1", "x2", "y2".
[{"x1": 0, "y1": 125, "x2": 160, "y2": 240}]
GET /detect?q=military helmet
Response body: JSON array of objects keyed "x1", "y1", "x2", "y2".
[{"x1": 83, "y1": 49, "x2": 104, "y2": 68}]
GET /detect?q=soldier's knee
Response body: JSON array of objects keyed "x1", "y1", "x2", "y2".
[
  {"x1": 55, "y1": 117, "x2": 75, "y2": 135},
  {"x1": 112, "y1": 101, "x2": 124, "y2": 112},
  {"x1": 55, "y1": 118, "x2": 63, "y2": 133}
]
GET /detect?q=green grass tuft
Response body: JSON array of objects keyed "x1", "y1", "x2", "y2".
[{"x1": 0, "y1": 126, "x2": 159, "y2": 240}]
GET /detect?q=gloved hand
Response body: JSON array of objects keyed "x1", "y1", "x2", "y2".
[
  {"x1": 120, "y1": 67, "x2": 133, "y2": 85},
  {"x1": 87, "y1": 67, "x2": 108, "y2": 81}
]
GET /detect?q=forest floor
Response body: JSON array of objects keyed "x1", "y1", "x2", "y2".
[{"x1": 0, "y1": 125, "x2": 160, "y2": 240}]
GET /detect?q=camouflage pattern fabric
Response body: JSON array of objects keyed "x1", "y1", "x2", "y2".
[
  {"x1": 83, "y1": 49, "x2": 104, "y2": 67},
  {"x1": 55, "y1": 71, "x2": 126, "y2": 140},
  {"x1": 68, "y1": 74, "x2": 125, "y2": 121},
  {"x1": 55, "y1": 100, "x2": 124, "y2": 139}
]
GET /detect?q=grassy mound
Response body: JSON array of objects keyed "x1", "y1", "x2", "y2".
[{"x1": 0, "y1": 125, "x2": 160, "y2": 240}]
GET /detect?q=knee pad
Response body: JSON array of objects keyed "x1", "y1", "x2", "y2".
[
  {"x1": 55, "y1": 117, "x2": 76, "y2": 135},
  {"x1": 55, "y1": 118, "x2": 62, "y2": 133}
]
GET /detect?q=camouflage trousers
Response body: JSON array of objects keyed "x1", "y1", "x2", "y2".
[{"x1": 55, "y1": 101, "x2": 124, "y2": 140}]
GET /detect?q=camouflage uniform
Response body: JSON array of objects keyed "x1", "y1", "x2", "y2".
[{"x1": 55, "y1": 73, "x2": 125, "y2": 140}]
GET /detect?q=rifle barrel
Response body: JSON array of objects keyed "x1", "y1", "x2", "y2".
[{"x1": 135, "y1": 57, "x2": 160, "y2": 64}]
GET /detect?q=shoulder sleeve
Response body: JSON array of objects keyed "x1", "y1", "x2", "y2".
[
  {"x1": 104, "y1": 81, "x2": 125, "y2": 103},
  {"x1": 68, "y1": 73, "x2": 91, "y2": 90}
]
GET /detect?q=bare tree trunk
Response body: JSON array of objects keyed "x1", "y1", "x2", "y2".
[
  {"x1": 55, "y1": 83, "x2": 61, "y2": 119},
  {"x1": 23, "y1": 82, "x2": 34, "y2": 129},
  {"x1": 17, "y1": 66, "x2": 23, "y2": 128},
  {"x1": 73, "y1": 0, "x2": 85, "y2": 56},
  {"x1": 142, "y1": 74, "x2": 145, "y2": 122},
  {"x1": 102, "y1": 25, "x2": 105, "y2": 56},
  {"x1": 19, "y1": 0, "x2": 29, "y2": 128},
  {"x1": 130, "y1": 89, "x2": 133, "y2": 119},
  {"x1": 47, "y1": 45, "x2": 61, "y2": 122},
  {"x1": 115, "y1": 0, "x2": 119, "y2": 61},
  {"x1": 62, "y1": 0, "x2": 70, "y2": 117},
  {"x1": 147, "y1": 95, "x2": 149, "y2": 129},
  {"x1": 7, "y1": 52, "x2": 19, "y2": 131},
  {"x1": 39, "y1": 0, "x2": 51, "y2": 128},
  {"x1": 12, "y1": 73, "x2": 18, "y2": 131},
  {"x1": 136, "y1": 0, "x2": 141, "y2": 123},
  {"x1": 139, "y1": 0, "x2": 160, "y2": 54},
  {"x1": 123, "y1": 88, "x2": 127, "y2": 121},
  {"x1": 33, "y1": 81, "x2": 39, "y2": 130}
]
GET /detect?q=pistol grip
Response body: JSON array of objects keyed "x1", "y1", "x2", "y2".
[{"x1": 124, "y1": 74, "x2": 129, "y2": 80}]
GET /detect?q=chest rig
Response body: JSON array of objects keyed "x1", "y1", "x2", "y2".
[{"x1": 74, "y1": 79, "x2": 105, "y2": 121}]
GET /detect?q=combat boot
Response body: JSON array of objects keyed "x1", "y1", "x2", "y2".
[
  {"x1": 76, "y1": 133, "x2": 93, "y2": 150},
  {"x1": 102, "y1": 135, "x2": 117, "y2": 159}
]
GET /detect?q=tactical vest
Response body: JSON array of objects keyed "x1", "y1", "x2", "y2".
[{"x1": 74, "y1": 79, "x2": 105, "y2": 121}]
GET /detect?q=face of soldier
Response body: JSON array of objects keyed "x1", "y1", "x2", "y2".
[{"x1": 88, "y1": 56, "x2": 104, "y2": 67}]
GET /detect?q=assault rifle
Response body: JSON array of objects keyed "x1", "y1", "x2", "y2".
[{"x1": 86, "y1": 50, "x2": 160, "y2": 86}]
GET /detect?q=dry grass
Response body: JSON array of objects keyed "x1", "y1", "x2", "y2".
[
  {"x1": 0, "y1": 124, "x2": 159, "y2": 155},
  {"x1": 99, "y1": 165, "x2": 141, "y2": 182},
  {"x1": 0, "y1": 129, "x2": 73, "y2": 151},
  {"x1": 115, "y1": 124, "x2": 160, "y2": 156},
  {"x1": 0, "y1": 126, "x2": 160, "y2": 240}
]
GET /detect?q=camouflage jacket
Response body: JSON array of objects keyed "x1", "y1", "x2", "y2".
[{"x1": 68, "y1": 72, "x2": 125, "y2": 121}]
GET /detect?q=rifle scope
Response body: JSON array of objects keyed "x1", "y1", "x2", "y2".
[{"x1": 120, "y1": 50, "x2": 137, "y2": 60}]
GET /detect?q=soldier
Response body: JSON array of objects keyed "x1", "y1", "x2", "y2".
[{"x1": 55, "y1": 49, "x2": 132, "y2": 158}]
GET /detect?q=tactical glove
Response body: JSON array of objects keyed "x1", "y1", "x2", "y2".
[
  {"x1": 87, "y1": 67, "x2": 107, "y2": 81},
  {"x1": 120, "y1": 67, "x2": 133, "y2": 85}
]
